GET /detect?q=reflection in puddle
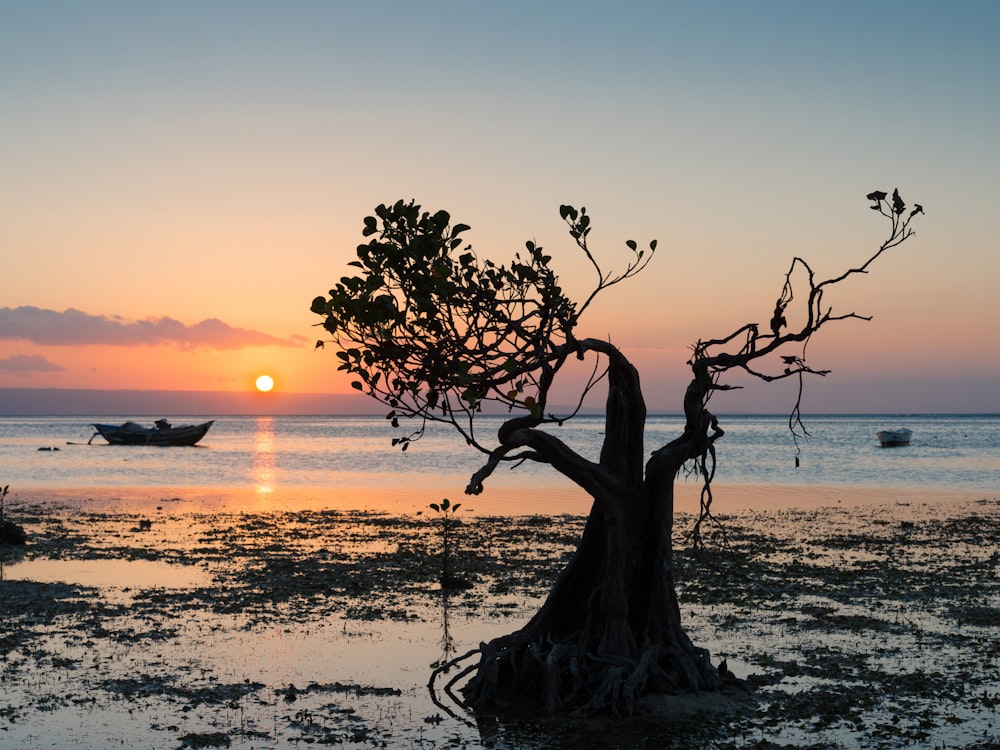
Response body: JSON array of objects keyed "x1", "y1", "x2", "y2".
[{"x1": 4, "y1": 558, "x2": 211, "y2": 589}]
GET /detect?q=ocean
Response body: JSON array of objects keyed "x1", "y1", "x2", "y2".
[{"x1": 1, "y1": 414, "x2": 997, "y2": 502}]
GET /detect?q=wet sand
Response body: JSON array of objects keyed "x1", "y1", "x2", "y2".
[{"x1": 2, "y1": 484, "x2": 998, "y2": 748}]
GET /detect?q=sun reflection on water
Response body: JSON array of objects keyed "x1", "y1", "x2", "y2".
[{"x1": 252, "y1": 416, "x2": 276, "y2": 496}]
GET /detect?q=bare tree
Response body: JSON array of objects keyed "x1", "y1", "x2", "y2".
[{"x1": 311, "y1": 189, "x2": 921, "y2": 716}]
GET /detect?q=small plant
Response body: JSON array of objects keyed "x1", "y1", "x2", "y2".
[{"x1": 428, "y1": 498, "x2": 470, "y2": 589}]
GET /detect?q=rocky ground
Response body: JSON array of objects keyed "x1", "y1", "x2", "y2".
[{"x1": 1, "y1": 494, "x2": 998, "y2": 748}]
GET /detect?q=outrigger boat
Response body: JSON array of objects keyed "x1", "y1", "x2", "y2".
[
  {"x1": 88, "y1": 419, "x2": 214, "y2": 446},
  {"x1": 877, "y1": 428, "x2": 912, "y2": 447}
]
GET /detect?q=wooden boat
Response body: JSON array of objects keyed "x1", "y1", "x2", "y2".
[
  {"x1": 88, "y1": 419, "x2": 214, "y2": 446},
  {"x1": 877, "y1": 428, "x2": 912, "y2": 447}
]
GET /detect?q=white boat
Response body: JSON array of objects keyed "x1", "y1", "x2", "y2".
[{"x1": 877, "y1": 428, "x2": 912, "y2": 447}]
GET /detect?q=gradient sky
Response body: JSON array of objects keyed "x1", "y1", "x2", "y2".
[{"x1": 2, "y1": 1, "x2": 998, "y2": 414}]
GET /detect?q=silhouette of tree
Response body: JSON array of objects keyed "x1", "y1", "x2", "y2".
[{"x1": 311, "y1": 189, "x2": 921, "y2": 716}]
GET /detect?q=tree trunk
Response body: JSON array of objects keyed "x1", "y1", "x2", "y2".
[
  {"x1": 461, "y1": 483, "x2": 721, "y2": 715},
  {"x1": 461, "y1": 355, "x2": 723, "y2": 716}
]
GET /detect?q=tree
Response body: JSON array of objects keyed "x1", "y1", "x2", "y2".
[{"x1": 310, "y1": 190, "x2": 922, "y2": 717}]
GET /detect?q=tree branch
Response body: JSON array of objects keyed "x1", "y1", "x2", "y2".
[{"x1": 466, "y1": 426, "x2": 627, "y2": 513}]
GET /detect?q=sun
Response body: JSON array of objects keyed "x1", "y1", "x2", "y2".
[{"x1": 255, "y1": 374, "x2": 275, "y2": 393}]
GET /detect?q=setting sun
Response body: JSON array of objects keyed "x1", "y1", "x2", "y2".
[{"x1": 255, "y1": 374, "x2": 275, "y2": 393}]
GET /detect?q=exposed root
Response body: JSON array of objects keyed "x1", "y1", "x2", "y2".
[
  {"x1": 427, "y1": 647, "x2": 480, "y2": 724},
  {"x1": 455, "y1": 628, "x2": 726, "y2": 718}
]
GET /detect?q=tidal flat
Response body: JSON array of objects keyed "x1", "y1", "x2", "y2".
[{"x1": 1, "y1": 494, "x2": 998, "y2": 749}]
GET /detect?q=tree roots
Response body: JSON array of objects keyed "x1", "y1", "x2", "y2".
[{"x1": 429, "y1": 627, "x2": 726, "y2": 719}]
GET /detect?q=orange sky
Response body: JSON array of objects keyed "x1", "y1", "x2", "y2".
[{"x1": 2, "y1": 3, "x2": 998, "y2": 414}]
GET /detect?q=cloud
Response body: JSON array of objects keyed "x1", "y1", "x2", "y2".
[
  {"x1": 0, "y1": 307, "x2": 302, "y2": 350},
  {"x1": 0, "y1": 353, "x2": 65, "y2": 373}
]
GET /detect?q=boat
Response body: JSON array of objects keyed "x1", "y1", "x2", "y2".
[
  {"x1": 877, "y1": 428, "x2": 912, "y2": 447},
  {"x1": 88, "y1": 419, "x2": 214, "y2": 446}
]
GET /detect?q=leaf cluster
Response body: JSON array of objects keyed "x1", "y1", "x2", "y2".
[
  {"x1": 312, "y1": 200, "x2": 656, "y2": 453},
  {"x1": 428, "y1": 497, "x2": 462, "y2": 531},
  {"x1": 312, "y1": 200, "x2": 580, "y2": 449}
]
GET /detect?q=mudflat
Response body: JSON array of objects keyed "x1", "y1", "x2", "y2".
[{"x1": 1, "y1": 487, "x2": 998, "y2": 749}]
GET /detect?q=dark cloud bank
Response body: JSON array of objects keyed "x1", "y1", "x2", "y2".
[
  {"x1": 0, "y1": 307, "x2": 303, "y2": 349},
  {"x1": 0, "y1": 354, "x2": 64, "y2": 374}
]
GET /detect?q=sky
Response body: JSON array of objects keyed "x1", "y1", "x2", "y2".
[{"x1": 2, "y1": 1, "x2": 998, "y2": 414}]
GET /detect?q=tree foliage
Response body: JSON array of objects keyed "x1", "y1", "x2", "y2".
[{"x1": 311, "y1": 199, "x2": 653, "y2": 452}]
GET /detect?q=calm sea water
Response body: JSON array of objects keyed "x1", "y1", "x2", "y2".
[{"x1": 1, "y1": 414, "x2": 997, "y2": 499}]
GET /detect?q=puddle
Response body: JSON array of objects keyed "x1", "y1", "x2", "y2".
[{"x1": 3, "y1": 558, "x2": 212, "y2": 589}]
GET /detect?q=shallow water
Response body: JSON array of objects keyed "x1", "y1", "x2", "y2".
[
  {"x1": 4, "y1": 557, "x2": 211, "y2": 591},
  {"x1": 2, "y1": 414, "x2": 998, "y2": 502},
  {"x1": 2, "y1": 499, "x2": 998, "y2": 749}
]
